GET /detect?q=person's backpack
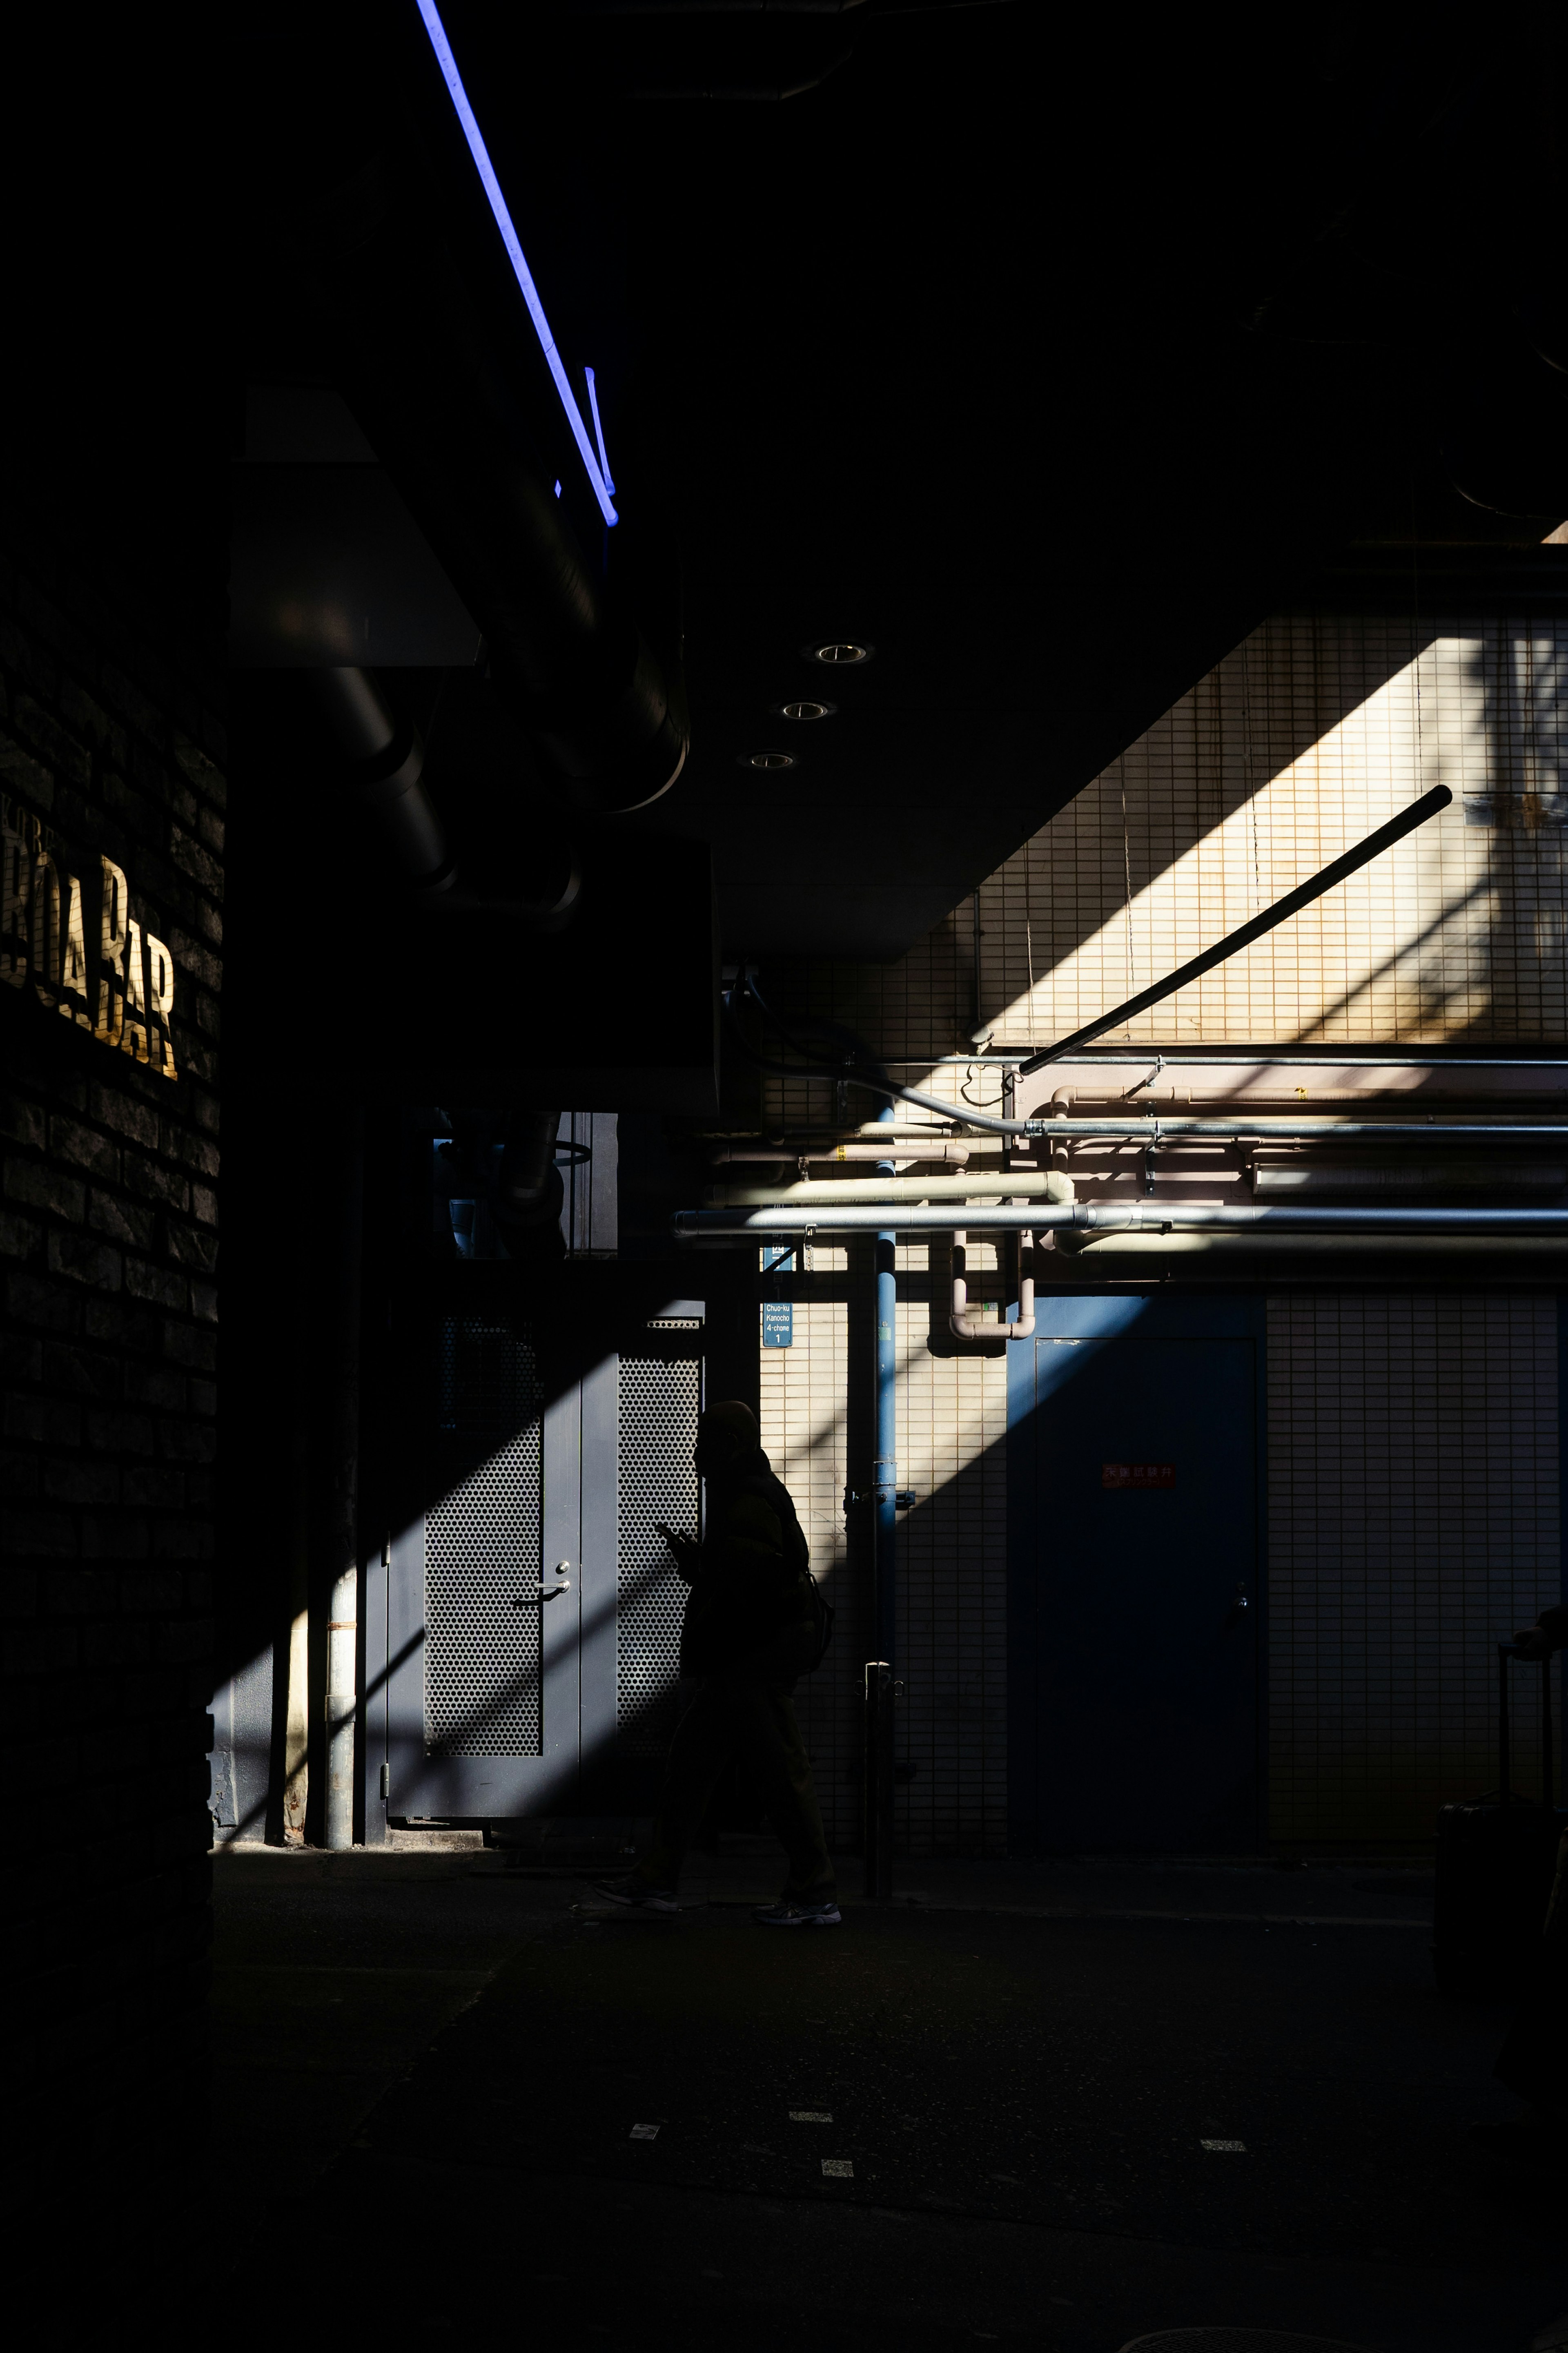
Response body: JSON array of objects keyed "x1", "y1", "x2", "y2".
[
  {"x1": 779, "y1": 1482, "x2": 835, "y2": 1670},
  {"x1": 739, "y1": 1465, "x2": 835, "y2": 1669}
]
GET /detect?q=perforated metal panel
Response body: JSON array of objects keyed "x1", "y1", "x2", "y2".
[
  {"x1": 425, "y1": 1317, "x2": 544, "y2": 1758},
  {"x1": 617, "y1": 1337, "x2": 701, "y2": 1755}
]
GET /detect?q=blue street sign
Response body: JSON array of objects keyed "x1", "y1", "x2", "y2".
[{"x1": 762, "y1": 1302, "x2": 794, "y2": 1349}]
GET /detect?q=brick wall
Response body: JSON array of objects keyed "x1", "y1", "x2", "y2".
[{"x1": 0, "y1": 518, "x2": 224, "y2": 2181}]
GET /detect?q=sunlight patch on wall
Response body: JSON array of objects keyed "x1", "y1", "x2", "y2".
[{"x1": 982, "y1": 618, "x2": 1568, "y2": 1048}]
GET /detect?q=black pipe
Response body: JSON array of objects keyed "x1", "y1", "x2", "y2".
[
  {"x1": 307, "y1": 667, "x2": 454, "y2": 894},
  {"x1": 1016, "y1": 786, "x2": 1454, "y2": 1077},
  {"x1": 497, "y1": 1110, "x2": 564, "y2": 1236}
]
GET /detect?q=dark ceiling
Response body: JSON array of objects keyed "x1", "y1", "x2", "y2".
[{"x1": 226, "y1": 2, "x2": 1568, "y2": 966}]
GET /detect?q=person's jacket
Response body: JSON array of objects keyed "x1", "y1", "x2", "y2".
[{"x1": 676, "y1": 1445, "x2": 814, "y2": 1674}]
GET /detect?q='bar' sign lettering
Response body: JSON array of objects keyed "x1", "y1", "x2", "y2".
[{"x1": 2, "y1": 799, "x2": 178, "y2": 1080}]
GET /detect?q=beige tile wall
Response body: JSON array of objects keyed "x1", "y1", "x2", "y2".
[
  {"x1": 758, "y1": 1282, "x2": 858, "y2": 1849},
  {"x1": 1267, "y1": 1294, "x2": 1560, "y2": 1841},
  {"x1": 770, "y1": 613, "x2": 1568, "y2": 1073},
  {"x1": 754, "y1": 611, "x2": 1567, "y2": 1854}
]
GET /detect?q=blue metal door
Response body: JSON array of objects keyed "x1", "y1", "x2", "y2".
[{"x1": 1009, "y1": 1297, "x2": 1262, "y2": 1852}]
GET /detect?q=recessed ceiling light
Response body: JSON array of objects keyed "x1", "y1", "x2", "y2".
[
  {"x1": 741, "y1": 750, "x2": 797, "y2": 771},
  {"x1": 777, "y1": 699, "x2": 836, "y2": 722},
  {"x1": 803, "y1": 641, "x2": 873, "y2": 666}
]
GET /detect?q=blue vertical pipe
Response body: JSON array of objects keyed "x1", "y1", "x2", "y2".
[{"x1": 874, "y1": 1105, "x2": 898, "y2": 1661}]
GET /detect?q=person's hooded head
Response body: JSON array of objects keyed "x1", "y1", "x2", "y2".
[{"x1": 694, "y1": 1399, "x2": 762, "y2": 1482}]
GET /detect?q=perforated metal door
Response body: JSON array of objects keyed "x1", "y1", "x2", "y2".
[
  {"x1": 425, "y1": 1319, "x2": 543, "y2": 1757},
  {"x1": 385, "y1": 1311, "x2": 582, "y2": 1819},
  {"x1": 617, "y1": 1335, "x2": 702, "y2": 1755},
  {"x1": 378, "y1": 1301, "x2": 704, "y2": 1826}
]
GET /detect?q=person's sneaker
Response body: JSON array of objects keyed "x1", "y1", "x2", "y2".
[
  {"x1": 590, "y1": 1874, "x2": 679, "y2": 1913},
  {"x1": 753, "y1": 1898, "x2": 842, "y2": 1927}
]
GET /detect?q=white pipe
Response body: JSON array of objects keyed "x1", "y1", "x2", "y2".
[
  {"x1": 710, "y1": 1142, "x2": 975, "y2": 1164},
  {"x1": 715, "y1": 1117, "x2": 1568, "y2": 1144},
  {"x1": 1055, "y1": 1232, "x2": 1568, "y2": 1258},
  {"x1": 707, "y1": 1172, "x2": 1077, "y2": 1208},
  {"x1": 950, "y1": 1229, "x2": 1036, "y2": 1340},
  {"x1": 1251, "y1": 1157, "x2": 1568, "y2": 1195},
  {"x1": 1019, "y1": 1119, "x2": 1568, "y2": 1141},
  {"x1": 325, "y1": 1564, "x2": 357, "y2": 1851},
  {"x1": 675, "y1": 1202, "x2": 1568, "y2": 1237}
]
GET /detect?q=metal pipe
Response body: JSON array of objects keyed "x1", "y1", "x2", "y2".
[
  {"x1": 885, "y1": 1054, "x2": 1568, "y2": 1069},
  {"x1": 676, "y1": 1202, "x2": 1568, "y2": 1237},
  {"x1": 1016, "y1": 786, "x2": 1453, "y2": 1077},
  {"x1": 722, "y1": 1119, "x2": 1568, "y2": 1145},
  {"x1": 1018, "y1": 1120, "x2": 1568, "y2": 1142},
  {"x1": 951, "y1": 1229, "x2": 1037, "y2": 1340},
  {"x1": 1050, "y1": 1233, "x2": 1568, "y2": 1259},
  {"x1": 839, "y1": 1126, "x2": 993, "y2": 1143},
  {"x1": 320, "y1": 1106, "x2": 364, "y2": 1852},
  {"x1": 786, "y1": 1087, "x2": 1568, "y2": 1146},
  {"x1": 708, "y1": 1173, "x2": 1074, "y2": 1207},
  {"x1": 308, "y1": 666, "x2": 454, "y2": 894},
  {"x1": 868, "y1": 1108, "x2": 897, "y2": 1901},
  {"x1": 709, "y1": 1142, "x2": 974, "y2": 1164},
  {"x1": 1250, "y1": 1158, "x2": 1568, "y2": 1196}
]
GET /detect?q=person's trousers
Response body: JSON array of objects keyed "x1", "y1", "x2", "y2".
[{"x1": 637, "y1": 1644, "x2": 835, "y2": 1903}]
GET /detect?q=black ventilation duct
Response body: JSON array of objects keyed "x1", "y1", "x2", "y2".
[
  {"x1": 303, "y1": 666, "x2": 583, "y2": 928},
  {"x1": 242, "y1": 27, "x2": 688, "y2": 823},
  {"x1": 318, "y1": 171, "x2": 686, "y2": 815},
  {"x1": 306, "y1": 667, "x2": 454, "y2": 896}
]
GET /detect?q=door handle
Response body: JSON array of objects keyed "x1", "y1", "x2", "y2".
[{"x1": 512, "y1": 1567, "x2": 573, "y2": 1606}]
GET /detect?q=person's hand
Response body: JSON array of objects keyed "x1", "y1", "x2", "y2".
[{"x1": 1512, "y1": 1625, "x2": 1556, "y2": 1661}]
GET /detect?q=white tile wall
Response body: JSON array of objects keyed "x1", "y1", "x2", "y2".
[
  {"x1": 759, "y1": 1290, "x2": 858, "y2": 1847},
  {"x1": 766, "y1": 613, "x2": 1568, "y2": 1073},
  {"x1": 1266, "y1": 1294, "x2": 1559, "y2": 1841},
  {"x1": 751, "y1": 611, "x2": 1568, "y2": 1855},
  {"x1": 891, "y1": 1305, "x2": 1010, "y2": 1855},
  {"x1": 759, "y1": 1281, "x2": 1011, "y2": 1856}
]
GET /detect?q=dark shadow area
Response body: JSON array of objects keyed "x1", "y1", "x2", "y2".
[
  {"x1": 1443, "y1": 626, "x2": 1568, "y2": 1049},
  {"x1": 183, "y1": 1850, "x2": 1567, "y2": 2352}
]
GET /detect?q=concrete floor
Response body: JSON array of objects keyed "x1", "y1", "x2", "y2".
[{"x1": 203, "y1": 1846, "x2": 1566, "y2": 2353}]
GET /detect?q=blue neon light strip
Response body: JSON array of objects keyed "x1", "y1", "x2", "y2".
[
  {"x1": 414, "y1": 0, "x2": 618, "y2": 526},
  {"x1": 584, "y1": 366, "x2": 616, "y2": 496}
]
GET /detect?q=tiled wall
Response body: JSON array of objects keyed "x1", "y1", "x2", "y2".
[
  {"x1": 753, "y1": 611, "x2": 1568, "y2": 1855},
  {"x1": 1266, "y1": 1294, "x2": 1560, "y2": 1842},
  {"x1": 889, "y1": 1269, "x2": 1010, "y2": 1856},
  {"x1": 758, "y1": 1276, "x2": 857, "y2": 1847},
  {"x1": 771, "y1": 612, "x2": 1568, "y2": 1068},
  {"x1": 759, "y1": 1249, "x2": 1012, "y2": 1857}
]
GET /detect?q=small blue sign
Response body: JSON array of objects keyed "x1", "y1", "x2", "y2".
[{"x1": 762, "y1": 1302, "x2": 794, "y2": 1349}]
